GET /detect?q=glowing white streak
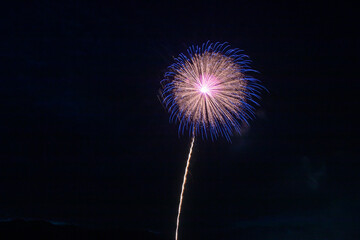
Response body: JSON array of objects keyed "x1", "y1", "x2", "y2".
[{"x1": 175, "y1": 134, "x2": 195, "y2": 240}]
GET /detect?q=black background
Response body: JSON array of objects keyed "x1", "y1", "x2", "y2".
[{"x1": 1, "y1": 1, "x2": 358, "y2": 239}]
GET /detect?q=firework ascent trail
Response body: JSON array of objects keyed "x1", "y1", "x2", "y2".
[{"x1": 175, "y1": 134, "x2": 195, "y2": 240}]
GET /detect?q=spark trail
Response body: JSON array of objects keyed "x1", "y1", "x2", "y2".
[{"x1": 175, "y1": 134, "x2": 195, "y2": 240}]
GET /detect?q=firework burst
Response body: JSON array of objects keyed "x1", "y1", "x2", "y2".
[
  {"x1": 161, "y1": 41, "x2": 262, "y2": 141},
  {"x1": 160, "y1": 42, "x2": 264, "y2": 240}
]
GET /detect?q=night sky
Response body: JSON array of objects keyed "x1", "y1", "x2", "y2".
[{"x1": 1, "y1": 1, "x2": 358, "y2": 239}]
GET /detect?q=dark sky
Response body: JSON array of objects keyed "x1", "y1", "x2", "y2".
[{"x1": 1, "y1": 1, "x2": 358, "y2": 239}]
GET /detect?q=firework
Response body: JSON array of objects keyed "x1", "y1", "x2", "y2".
[
  {"x1": 160, "y1": 42, "x2": 263, "y2": 240},
  {"x1": 161, "y1": 41, "x2": 262, "y2": 141}
]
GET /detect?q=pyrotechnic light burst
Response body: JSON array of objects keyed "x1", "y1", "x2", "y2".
[
  {"x1": 160, "y1": 41, "x2": 264, "y2": 240},
  {"x1": 161, "y1": 41, "x2": 263, "y2": 141}
]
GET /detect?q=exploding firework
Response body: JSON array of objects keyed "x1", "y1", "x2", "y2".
[
  {"x1": 161, "y1": 41, "x2": 262, "y2": 141},
  {"x1": 160, "y1": 42, "x2": 263, "y2": 240}
]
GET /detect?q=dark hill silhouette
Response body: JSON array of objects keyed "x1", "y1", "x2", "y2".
[{"x1": 0, "y1": 219, "x2": 169, "y2": 240}]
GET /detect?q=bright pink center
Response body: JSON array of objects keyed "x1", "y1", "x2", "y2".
[
  {"x1": 198, "y1": 74, "x2": 216, "y2": 95},
  {"x1": 200, "y1": 85, "x2": 210, "y2": 94}
]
